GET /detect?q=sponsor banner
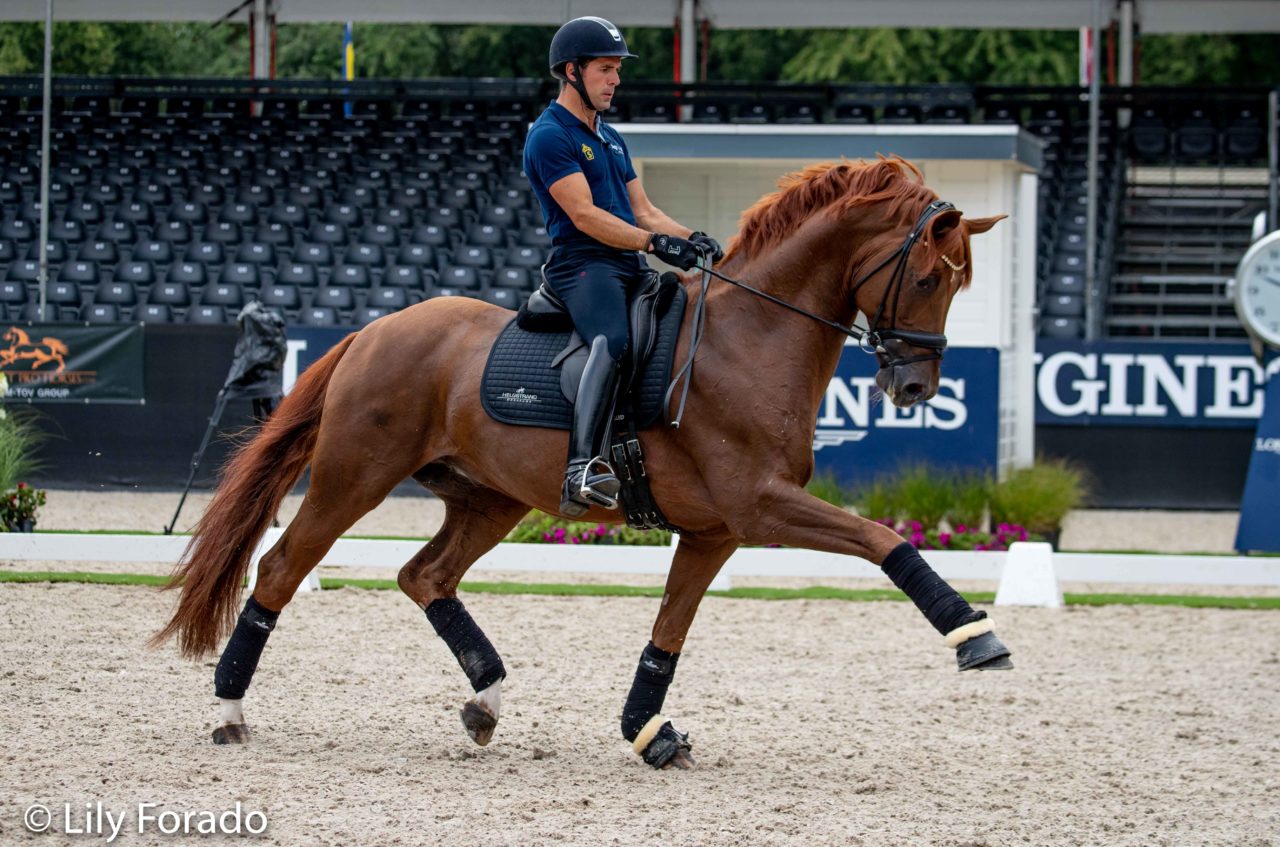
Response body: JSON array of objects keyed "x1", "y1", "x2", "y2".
[
  {"x1": 1036, "y1": 340, "x2": 1280, "y2": 429},
  {"x1": 0, "y1": 322, "x2": 143, "y2": 404},
  {"x1": 812, "y1": 347, "x2": 1000, "y2": 484},
  {"x1": 288, "y1": 328, "x2": 1000, "y2": 484},
  {"x1": 1235, "y1": 374, "x2": 1280, "y2": 552}
]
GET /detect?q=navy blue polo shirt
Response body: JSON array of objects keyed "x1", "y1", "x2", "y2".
[{"x1": 523, "y1": 101, "x2": 637, "y2": 249}]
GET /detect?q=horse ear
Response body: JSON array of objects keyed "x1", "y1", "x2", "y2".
[
  {"x1": 929, "y1": 209, "x2": 962, "y2": 242},
  {"x1": 963, "y1": 214, "x2": 1007, "y2": 235}
]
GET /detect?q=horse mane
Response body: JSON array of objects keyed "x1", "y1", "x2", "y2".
[{"x1": 722, "y1": 156, "x2": 971, "y2": 287}]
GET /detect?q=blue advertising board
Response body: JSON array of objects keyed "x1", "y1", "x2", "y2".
[
  {"x1": 811, "y1": 346, "x2": 1001, "y2": 485},
  {"x1": 1235, "y1": 373, "x2": 1280, "y2": 553},
  {"x1": 287, "y1": 328, "x2": 1002, "y2": 488},
  {"x1": 1036, "y1": 339, "x2": 1280, "y2": 429}
]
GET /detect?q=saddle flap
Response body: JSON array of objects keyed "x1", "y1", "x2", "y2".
[{"x1": 627, "y1": 271, "x2": 679, "y2": 378}]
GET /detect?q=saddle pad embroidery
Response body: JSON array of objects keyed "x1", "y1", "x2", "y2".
[{"x1": 481, "y1": 286, "x2": 687, "y2": 431}]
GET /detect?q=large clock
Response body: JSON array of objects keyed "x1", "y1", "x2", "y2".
[{"x1": 1230, "y1": 228, "x2": 1280, "y2": 362}]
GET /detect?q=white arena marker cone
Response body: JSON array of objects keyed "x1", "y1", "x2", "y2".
[{"x1": 995, "y1": 541, "x2": 1063, "y2": 609}]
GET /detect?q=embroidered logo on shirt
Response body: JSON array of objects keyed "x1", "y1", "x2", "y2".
[{"x1": 581, "y1": 143, "x2": 595, "y2": 161}]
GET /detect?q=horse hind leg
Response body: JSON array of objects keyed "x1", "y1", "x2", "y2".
[
  {"x1": 211, "y1": 455, "x2": 420, "y2": 744},
  {"x1": 400, "y1": 465, "x2": 530, "y2": 747}
]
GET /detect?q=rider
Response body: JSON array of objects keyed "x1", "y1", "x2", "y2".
[{"x1": 524, "y1": 16, "x2": 724, "y2": 518}]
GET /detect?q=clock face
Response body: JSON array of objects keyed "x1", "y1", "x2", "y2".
[{"x1": 1235, "y1": 230, "x2": 1280, "y2": 349}]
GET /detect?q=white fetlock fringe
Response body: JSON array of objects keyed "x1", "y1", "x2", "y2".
[
  {"x1": 218, "y1": 698, "x2": 244, "y2": 726},
  {"x1": 944, "y1": 618, "x2": 995, "y2": 649},
  {"x1": 632, "y1": 714, "x2": 668, "y2": 755}
]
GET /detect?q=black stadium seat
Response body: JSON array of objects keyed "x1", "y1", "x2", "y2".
[
  {"x1": 136, "y1": 303, "x2": 175, "y2": 323},
  {"x1": 187, "y1": 305, "x2": 228, "y2": 324},
  {"x1": 298, "y1": 306, "x2": 340, "y2": 326}
]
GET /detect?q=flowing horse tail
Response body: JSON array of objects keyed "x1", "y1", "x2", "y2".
[{"x1": 151, "y1": 333, "x2": 357, "y2": 659}]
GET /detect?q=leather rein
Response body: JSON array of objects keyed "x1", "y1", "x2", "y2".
[{"x1": 664, "y1": 199, "x2": 959, "y2": 428}]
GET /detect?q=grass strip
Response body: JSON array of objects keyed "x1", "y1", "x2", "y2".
[{"x1": 2, "y1": 569, "x2": 1278, "y2": 609}]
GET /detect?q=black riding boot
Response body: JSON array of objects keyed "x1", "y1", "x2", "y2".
[{"x1": 561, "y1": 335, "x2": 622, "y2": 517}]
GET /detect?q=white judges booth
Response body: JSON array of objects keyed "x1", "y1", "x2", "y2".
[{"x1": 625, "y1": 123, "x2": 1042, "y2": 483}]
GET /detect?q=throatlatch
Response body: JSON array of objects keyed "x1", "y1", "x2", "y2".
[
  {"x1": 881, "y1": 542, "x2": 1012, "y2": 670},
  {"x1": 214, "y1": 596, "x2": 280, "y2": 700},
  {"x1": 425, "y1": 598, "x2": 507, "y2": 692}
]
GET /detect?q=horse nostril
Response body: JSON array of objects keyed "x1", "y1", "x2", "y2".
[{"x1": 903, "y1": 382, "x2": 925, "y2": 401}]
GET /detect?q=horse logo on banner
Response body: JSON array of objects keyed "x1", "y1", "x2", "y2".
[{"x1": 0, "y1": 327, "x2": 69, "y2": 373}]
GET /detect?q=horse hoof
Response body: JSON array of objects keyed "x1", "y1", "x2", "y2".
[
  {"x1": 641, "y1": 723, "x2": 693, "y2": 769},
  {"x1": 662, "y1": 747, "x2": 697, "y2": 771},
  {"x1": 973, "y1": 654, "x2": 1014, "y2": 670},
  {"x1": 956, "y1": 631, "x2": 1013, "y2": 671},
  {"x1": 211, "y1": 723, "x2": 251, "y2": 745},
  {"x1": 460, "y1": 699, "x2": 498, "y2": 746}
]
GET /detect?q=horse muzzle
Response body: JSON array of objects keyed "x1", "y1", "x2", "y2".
[{"x1": 873, "y1": 338, "x2": 942, "y2": 408}]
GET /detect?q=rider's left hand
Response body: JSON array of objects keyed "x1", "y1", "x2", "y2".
[{"x1": 689, "y1": 232, "x2": 724, "y2": 264}]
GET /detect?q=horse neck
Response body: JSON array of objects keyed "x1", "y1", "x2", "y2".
[{"x1": 697, "y1": 225, "x2": 860, "y2": 412}]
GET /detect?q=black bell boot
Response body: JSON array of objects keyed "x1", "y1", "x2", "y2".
[{"x1": 560, "y1": 335, "x2": 622, "y2": 517}]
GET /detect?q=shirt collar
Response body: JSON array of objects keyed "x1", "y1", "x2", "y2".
[{"x1": 547, "y1": 100, "x2": 603, "y2": 136}]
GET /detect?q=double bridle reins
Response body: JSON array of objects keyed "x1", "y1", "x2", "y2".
[{"x1": 664, "y1": 199, "x2": 960, "y2": 428}]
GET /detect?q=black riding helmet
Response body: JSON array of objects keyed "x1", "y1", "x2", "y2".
[{"x1": 549, "y1": 16, "x2": 637, "y2": 113}]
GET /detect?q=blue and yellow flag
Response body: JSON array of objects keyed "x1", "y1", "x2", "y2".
[{"x1": 343, "y1": 22, "x2": 355, "y2": 117}]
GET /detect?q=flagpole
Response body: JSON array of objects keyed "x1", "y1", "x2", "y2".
[
  {"x1": 37, "y1": 0, "x2": 54, "y2": 320},
  {"x1": 343, "y1": 22, "x2": 354, "y2": 118}
]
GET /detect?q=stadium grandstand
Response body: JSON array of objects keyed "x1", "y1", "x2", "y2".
[{"x1": 0, "y1": 77, "x2": 1273, "y2": 339}]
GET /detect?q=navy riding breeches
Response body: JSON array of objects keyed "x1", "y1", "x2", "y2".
[{"x1": 541, "y1": 244, "x2": 649, "y2": 363}]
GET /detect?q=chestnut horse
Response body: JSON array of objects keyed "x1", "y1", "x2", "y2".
[{"x1": 155, "y1": 157, "x2": 1010, "y2": 769}]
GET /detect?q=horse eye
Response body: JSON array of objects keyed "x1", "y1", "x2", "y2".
[{"x1": 916, "y1": 275, "x2": 938, "y2": 291}]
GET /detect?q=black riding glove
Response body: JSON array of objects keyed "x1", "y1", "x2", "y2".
[
  {"x1": 689, "y1": 231, "x2": 724, "y2": 264},
  {"x1": 647, "y1": 233, "x2": 704, "y2": 271}
]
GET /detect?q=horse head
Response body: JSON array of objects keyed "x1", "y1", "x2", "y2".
[
  {"x1": 845, "y1": 186, "x2": 1003, "y2": 407},
  {"x1": 724, "y1": 157, "x2": 1003, "y2": 409}
]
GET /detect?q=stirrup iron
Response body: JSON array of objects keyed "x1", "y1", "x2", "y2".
[{"x1": 561, "y1": 457, "x2": 620, "y2": 516}]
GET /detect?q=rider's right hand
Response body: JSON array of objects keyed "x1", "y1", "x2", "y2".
[{"x1": 646, "y1": 233, "x2": 705, "y2": 271}]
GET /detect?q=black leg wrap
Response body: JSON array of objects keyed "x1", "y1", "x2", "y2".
[
  {"x1": 424, "y1": 598, "x2": 506, "y2": 693},
  {"x1": 621, "y1": 642, "x2": 679, "y2": 742},
  {"x1": 882, "y1": 542, "x2": 986, "y2": 636},
  {"x1": 214, "y1": 596, "x2": 279, "y2": 700},
  {"x1": 642, "y1": 723, "x2": 692, "y2": 769}
]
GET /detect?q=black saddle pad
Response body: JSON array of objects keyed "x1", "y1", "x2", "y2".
[{"x1": 481, "y1": 285, "x2": 687, "y2": 430}]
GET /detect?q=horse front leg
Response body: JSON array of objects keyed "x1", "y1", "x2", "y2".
[
  {"x1": 622, "y1": 528, "x2": 738, "y2": 770},
  {"x1": 734, "y1": 486, "x2": 1013, "y2": 671}
]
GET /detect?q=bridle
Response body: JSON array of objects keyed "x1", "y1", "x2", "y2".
[{"x1": 664, "y1": 199, "x2": 962, "y2": 427}]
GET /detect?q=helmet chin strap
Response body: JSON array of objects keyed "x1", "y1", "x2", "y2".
[{"x1": 567, "y1": 61, "x2": 598, "y2": 114}]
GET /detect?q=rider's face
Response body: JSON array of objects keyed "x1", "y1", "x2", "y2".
[{"x1": 574, "y1": 58, "x2": 622, "y2": 110}]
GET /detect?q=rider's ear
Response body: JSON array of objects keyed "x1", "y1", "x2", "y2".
[
  {"x1": 963, "y1": 214, "x2": 1007, "y2": 235},
  {"x1": 929, "y1": 209, "x2": 963, "y2": 242}
]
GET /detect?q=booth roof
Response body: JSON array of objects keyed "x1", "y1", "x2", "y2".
[{"x1": 1, "y1": 0, "x2": 1278, "y2": 34}]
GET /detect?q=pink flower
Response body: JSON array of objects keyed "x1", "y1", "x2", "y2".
[
  {"x1": 939, "y1": 532, "x2": 951, "y2": 546},
  {"x1": 974, "y1": 543, "x2": 987, "y2": 551},
  {"x1": 955, "y1": 523, "x2": 967, "y2": 533},
  {"x1": 595, "y1": 525, "x2": 608, "y2": 537},
  {"x1": 910, "y1": 520, "x2": 922, "y2": 532}
]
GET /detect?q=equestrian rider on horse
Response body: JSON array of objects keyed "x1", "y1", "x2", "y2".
[{"x1": 524, "y1": 16, "x2": 724, "y2": 518}]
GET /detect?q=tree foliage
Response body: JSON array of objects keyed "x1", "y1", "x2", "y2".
[{"x1": 0, "y1": 21, "x2": 1275, "y2": 86}]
